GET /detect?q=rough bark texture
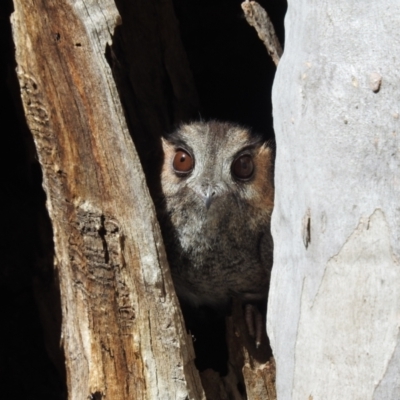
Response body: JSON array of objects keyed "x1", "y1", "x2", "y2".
[
  {"x1": 196, "y1": 300, "x2": 276, "y2": 400},
  {"x1": 269, "y1": 1, "x2": 400, "y2": 399},
  {"x1": 241, "y1": 1, "x2": 282, "y2": 67},
  {"x1": 227, "y1": 301, "x2": 276, "y2": 400},
  {"x1": 11, "y1": 0, "x2": 204, "y2": 398}
]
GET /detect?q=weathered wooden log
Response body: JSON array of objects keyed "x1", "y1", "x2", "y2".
[{"x1": 11, "y1": 0, "x2": 204, "y2": 398}]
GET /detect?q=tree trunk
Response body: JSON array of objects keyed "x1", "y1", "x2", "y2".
[
  {"x1": 11, "y1": 0, "x2": 204, "y2": 398},
  {"x1": 269, "y1": 1, "x2": 400, "y2": 399}
]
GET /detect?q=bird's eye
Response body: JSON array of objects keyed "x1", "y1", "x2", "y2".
[
  {"x1": 232, "y1": 154, "x2": 254, "y2": 180},
  {"x1": 173, "y1": 149, "x2": 194, "y2": 174}
]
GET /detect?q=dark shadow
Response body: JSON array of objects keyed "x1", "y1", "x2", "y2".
[
  {"x1": 106, "y1": 0, "x2": 200, "y2": 200},
  {"x1": 172, "y1": 0, "x2": 287, "y2": 139}
]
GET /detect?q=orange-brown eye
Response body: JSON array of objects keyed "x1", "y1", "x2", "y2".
[
  {"x1": 232, "y1": 154, "x2": 254, "y2": 180},
  {"x1": 173, "y1": 149, "x2": 193, "y2": 174}
]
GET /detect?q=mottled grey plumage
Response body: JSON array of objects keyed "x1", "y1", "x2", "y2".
[{"x1": 158, "y1": 121, "x2": 274, "y2": 312}]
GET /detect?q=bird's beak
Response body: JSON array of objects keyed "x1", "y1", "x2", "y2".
[{"x1": 202, "y1": 186, "x2": 215, "y2": 210}]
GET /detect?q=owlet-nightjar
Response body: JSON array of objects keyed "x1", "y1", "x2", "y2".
[{"x1": 158, "y1": 121, "x2": 274, "y2": 345}]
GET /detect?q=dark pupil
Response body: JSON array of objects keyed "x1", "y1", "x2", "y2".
[
  {"x1": 241, "y1": 158, "x2": 250, "y2": 171},
  {"x1": 233, "y1": 155, "x2": 253, "y2": 179}
]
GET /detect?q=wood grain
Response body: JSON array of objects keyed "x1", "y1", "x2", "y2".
[{"x1": 11, "y1": 0, "x2": 204, "y2": 398}]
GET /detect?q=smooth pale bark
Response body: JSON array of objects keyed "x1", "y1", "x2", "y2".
[
  {"x1": 269, "y1": 1, "x2": 400, "y2": 399},
  {"x1": 11, "y1": 0, "x2": 204, "y2": 398}
]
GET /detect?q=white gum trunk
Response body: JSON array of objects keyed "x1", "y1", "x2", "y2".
[{"x1": 269, "y1": 1, "x2": 400, "y2": 399}]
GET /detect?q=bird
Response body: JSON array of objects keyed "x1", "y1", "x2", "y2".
[{"x1": 157, "y1": 120, "x2": 274, "y2": 348}]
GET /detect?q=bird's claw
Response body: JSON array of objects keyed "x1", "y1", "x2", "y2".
[{"x1": 244, "y1": 303, "x2": 263, "y2": 348}]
